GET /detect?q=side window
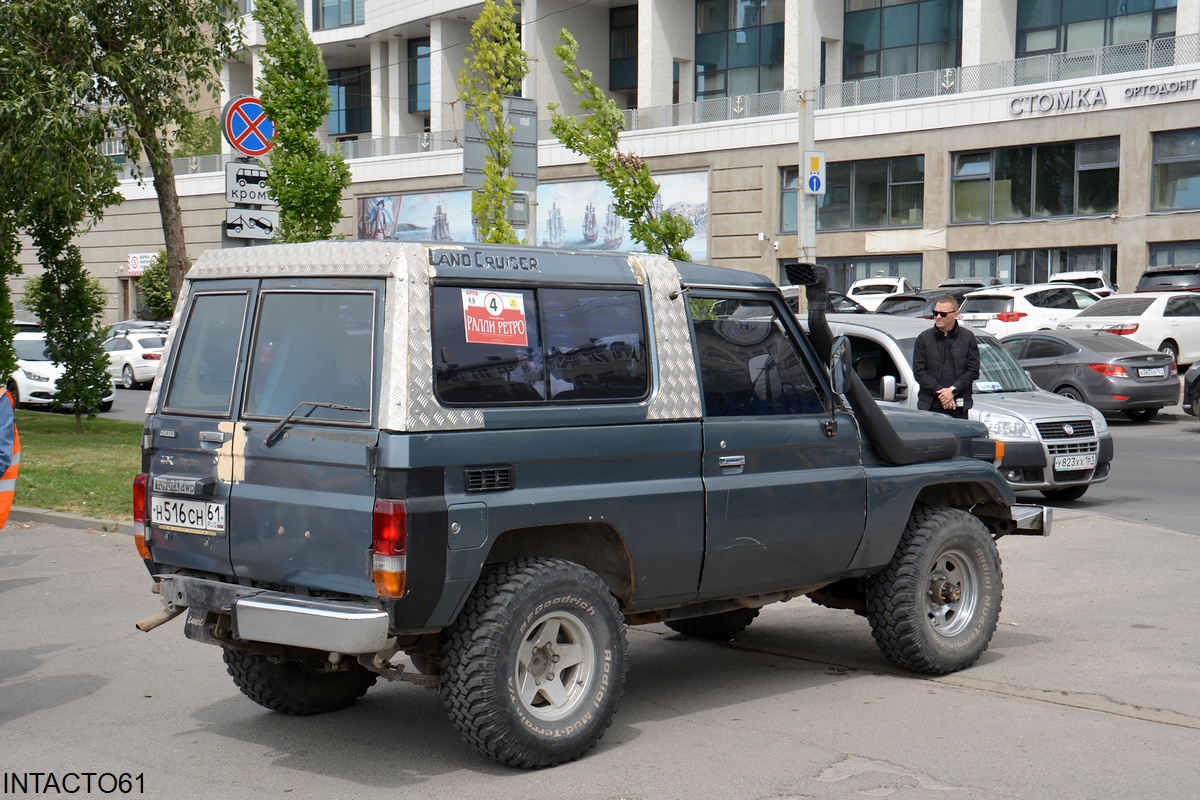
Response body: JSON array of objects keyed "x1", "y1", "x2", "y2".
[
  {"x1": 845, "y1": 334, "x2": 888, "y2": 398},
  {"x1": 1024, "y1": 338, "x2": 1068, "y2": 359},
  {"x1": 1167, "y1": 296, "x2": 1200, "y2": 317},
  {"x1": 431, "y1": 286, "x2": 648, "y2": 405},
  {"x1": 1072, "y1": 289, "x2": 1099, "y2": 309},
  {"x1": 243, "y1": 291, "x2": 375, "y2": 423},
  {"x1": 690, "y1": 295, "x2": 823, "y2": 417},
  {"x1": 1001, "y1": 338, "x2": 1026, "y2": 359},
  {"x1": 163, "y1": 293, "x2": 249, "y2": 415}
]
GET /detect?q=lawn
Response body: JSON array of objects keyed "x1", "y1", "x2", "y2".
[{"x1": 14, "y1": 410, "x2": 142, "y2": 522}]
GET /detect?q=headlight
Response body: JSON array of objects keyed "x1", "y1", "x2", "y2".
[
  {"x1": 20, "y1": 368, "x2": 50, "y2": 382},
  {"x1": 977, "y1": 411, "x2": 1033, "y2": 439},
  {"x1": 1090, "y1": 408, "x2": 1109, "y2": 434}
]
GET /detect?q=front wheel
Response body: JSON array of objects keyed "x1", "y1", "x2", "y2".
[
  {"x1": 1123, "y1": 408, "x2": 1158, "y2": 423},
  {"x1": 665, "y1": 608, "x2": 759, "y2": 641},
  {"x1": 866, "y1": 506, "x2": 1002, "y2": 675},
  {"x1": 441, "y1": 557, "x2": 628, "y2": 769},
  {"x1": 222, "y1": 649, "x2": 377, "y2": 715}
]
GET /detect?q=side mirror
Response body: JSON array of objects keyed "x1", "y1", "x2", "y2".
[
  {"x1": 880, "y1": 374, "x2": 897, "y2": 402},
  {"x1": 830, "y1": 335, "x2": 851, "y2": 396}
]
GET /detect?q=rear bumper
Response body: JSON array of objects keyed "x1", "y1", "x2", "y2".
[{"x1": 160, "y1": 574, "x2": 391, "y2": 655}]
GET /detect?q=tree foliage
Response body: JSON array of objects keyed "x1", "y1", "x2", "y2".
[
  {"x1": 458, "y1": 0, "x2": 528, "y2": 244},
  {"x1": 23, "y1": 249, "x2": 112, "y2": 433},
  {"x1": 174, "y1": 113, "x2": 222, "y2": 159},
  {"x1": 254, "y1": 0, "x2": 351, "y2": 243},
  {"x1": 549, "y1": 30, "x2": 693, "y2": 261},
  {"x1": 0, "y1": 0, "x2": 123, "y2": 381},
  {"x1": 138, "y1": 251, "x2": 174, "y2": 321}
]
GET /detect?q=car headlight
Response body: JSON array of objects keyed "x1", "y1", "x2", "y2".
[
  {"x1": 21, "y1": 368, "x2": 50, "y2": 382},
  {"x1": 1090, "y1": 408, "x2": 1109, "y2": 434},
  {"x1": 977, "y1": 411, "x2": 1033, "y2": 439}
]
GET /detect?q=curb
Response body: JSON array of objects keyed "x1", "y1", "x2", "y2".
[{"x1": 7, "y1": 506, "x2": 129, "y2": 535}]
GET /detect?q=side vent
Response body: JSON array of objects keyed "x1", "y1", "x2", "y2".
[{"x1": 465, "y1": 465, "x2": 516, "y2": 493}]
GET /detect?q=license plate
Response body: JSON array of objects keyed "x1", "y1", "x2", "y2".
[
  {"x1": 1054, "y1": 453, "x2": 1097, "y2": 471},
  {"x1": 151, "y1": 496, "x2": 226, "y2": 535},
  {"x1": 964, "y1": 319, "x2": 987, "y2": 328},
  {"x1": 1138, "y1": 367, "x2": 1166, "y2": 378}
]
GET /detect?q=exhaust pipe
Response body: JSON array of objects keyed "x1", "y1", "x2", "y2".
[{"x1": 136, "y1": 605, "x2": 184, "y2": 633}]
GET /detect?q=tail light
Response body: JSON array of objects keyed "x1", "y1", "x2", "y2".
[
  {"x1": 995, "y1": 312, "x2": 1027, "y2": 323},
  {"x1": 141, "y1": 353, "x2": 162, "y2": 361},
  {"x1": 372, "y1": 499, "x2": 408, "y2": 598},
  {"x1": 133, "y1": 474, "x2": 152, "y2": 560},
  {"x1": 1088, "y1": 363, "x2": 1129, "y2": 378},
  {"x1": 1104, "y1": 323, "x2": 1139, "y2": 335},
  {"x1": 1170, "y1": 362, "x2": 1178, "y2": 377}
]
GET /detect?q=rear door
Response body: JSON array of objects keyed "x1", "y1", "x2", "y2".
[
  {"x1": 229, "y1": 282, "x2": 383, "y2": 596},
  {"x1": 1163, "y1": 295, "x2": 1200, "y2": 364},
  {"x1": 1014, "y1": 335, "x2": 1074, "y2": 391},
  {"x1": 690, "y1": 293, "x2": 867, "y2": 598}
]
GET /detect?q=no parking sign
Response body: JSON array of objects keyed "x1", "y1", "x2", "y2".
[{"x1": 222, "y1": 96, "x2": 275, "y2": 158}]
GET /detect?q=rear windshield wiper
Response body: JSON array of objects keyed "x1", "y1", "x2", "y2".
[{"x1": 264, "y1": 400, "x2": 369, "y2": 447}]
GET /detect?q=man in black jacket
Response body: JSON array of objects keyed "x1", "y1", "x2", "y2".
[{"x1": 913, "y1": 295, "x2": 980, "y2": 419}]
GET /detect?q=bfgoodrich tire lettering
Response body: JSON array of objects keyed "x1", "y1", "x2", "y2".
[
  {"x1": 222, "y1": 649, "x2": 377, "y2": 715},
  {"x1": 441, "y1": 557, "x2": 628, "y2": 769},
  {"x1": 865, "y1": 505, "x2": 1002, "y2": 675}
]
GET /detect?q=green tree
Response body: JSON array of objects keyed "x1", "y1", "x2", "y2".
[
  {"x1": 254, "y1": 0, "x2": 351, "y2": 242},
  {"x1": 23, "y1": 250, "x2": 113, "y2": 433},
  {"x1": 174, "y1": 113, "x2": 222, "y2": 160},
  {"x1": 0, "y1": 0, "x2": 122, "y2": 383},
  {"x1": 549, "y1": 30, "x2": 693, "y2": 261},
  {"x1": 138, "y1": 251, "x2": 174, "y2": 321},
  {"x1": 458, "y1": 0, "x2": 528, "y2": 244}
]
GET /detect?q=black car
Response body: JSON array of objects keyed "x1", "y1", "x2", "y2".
[
  {"x1": 1001, "y1": 329, "x2": 1180, "y2": 422},
  {"x1": 1135, "y1": 264, "x2": 1200, "y2": 293},
  {"x1": 875, "y1": 288, "x2": 971, "y2": 318},
  {"x1": 1184, "y1": 361, "x2": 1200, "y2": 419}
]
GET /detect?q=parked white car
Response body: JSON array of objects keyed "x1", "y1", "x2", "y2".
[
  {"x1": 103, "y1": 331, "x2": 167, "y2": 389},
  {"x1": 959, "y1": 283, "x2": 1101, "y2": 336},
  {"x1": 1056, "y1": 291, "x2": 1200, "y2": 366},
  {"x1": 846, "y1": 277, "x2": 916, "y2": 311},
  {"x1": 9, "y1": 332, "x2": 115, "y2": 411},
  {"x1": 1047, "y1": 270, "x2": 1118, "y2": 297}
]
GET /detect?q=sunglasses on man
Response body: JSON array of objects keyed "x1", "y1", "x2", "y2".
[{"x1": 933, "y1": 310, "x2": 956, "y2": 318}]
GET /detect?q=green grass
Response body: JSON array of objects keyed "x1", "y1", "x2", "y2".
[{"x1": 14, "y1": 410, "x2": 142, "y2": 521}]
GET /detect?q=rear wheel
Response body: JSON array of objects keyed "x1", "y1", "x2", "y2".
[
  {"x1": 222, "y1": 649, "x2": 377, "y2": 715},
  {"x1": 1123, "y1": 408, "x2": 1159, "y2": 423},
  {"x1": 441, "y1": 557, "x2": 628, "y2": 768},
  {"x1": 6, "y1": 381, "x2": 20, "y2": 407},
  {"x1": 121, "y1": 364, "x2": 137, "y2": 390},
  {"x1": 97, "y1": 400, "x2": 113, "y2": 413},
  {"x1": 1041, "y1": 484, "x2": 1089, "y2": 501},
  {"x1": 866, "y1": 506, "x2": 1002, "y2": 675},
  {"x1": 1055, "y1": 386, "x2": 1083, "y2": 402},
  {"x1": 1158, "y1": 340, "x2": 1180, "y2": 362},
  {"x1": 665, "y1": 608, "x2": 759, "y2": 641}
]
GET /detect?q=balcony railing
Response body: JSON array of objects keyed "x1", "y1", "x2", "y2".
[{"x1": 117, "y1": 33, "x2": 1199, "y2": 181}]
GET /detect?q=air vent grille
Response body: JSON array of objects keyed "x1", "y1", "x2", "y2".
[{"x1": 465, "y1": 466, "x2": 515, "y2": 493}]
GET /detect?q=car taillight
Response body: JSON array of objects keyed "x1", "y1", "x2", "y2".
[
  {"x1": 141, "y1": 353, "x2": 161, "y2": 361},
  {"x1": 372, "y1": 499, "x2": 407, "y2": 598},
  {"x1": 132, "y1": 474, "x2": 152, "y2": 560},
  {"x1": 1088, "y1": 363, "x2": 1129, "y2": 378},
  {"x1": 995, "y1": 312, "x2": 1027, "y2": 323},
  {"x1": 1105, "y1": 323, "x2": 1139, "y2": 335},
  {"x1": 1171, "y1": 362, "x2": 1178, "y2": 377}
]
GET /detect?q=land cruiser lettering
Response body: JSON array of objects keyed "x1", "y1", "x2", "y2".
[{"x1": 134, "y1": 241, "x2": 1048, "y2": 769}]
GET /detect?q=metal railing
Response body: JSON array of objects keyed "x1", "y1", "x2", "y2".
[{"x1": 117, "y1": 33, "x2": 1199, "y2": 180}]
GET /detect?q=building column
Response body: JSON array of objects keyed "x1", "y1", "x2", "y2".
[
  {"x1": 431, "y1": 18, "x2": 472, "y2": 136},
  {"x1": 962, "y1": 0, "x2": 1018, "y2": 67},
  {"x1": 1178, "y1": 0, "x2": 1200, "y2": 38},
  {"x1": 371, "y1": 40, "x2": 389, "y2": 138},
  {"x1": 640, "y1": 0, "x2": 693, "y2": 108},
  {"x1": 389, "y1": 38, "x2": 404, "y2": 138}
]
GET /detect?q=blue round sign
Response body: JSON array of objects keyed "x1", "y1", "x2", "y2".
[
  {"x1": 222, "y1": 96, "x2": 275, "y2": 157},
  {"x1": 808, "y1": 174, "x2": 823, "y2": 193}
]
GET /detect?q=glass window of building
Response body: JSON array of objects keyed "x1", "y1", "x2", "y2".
[
  {"x1": 843, "y1": 0, "x2": 961, "y2": 80},
  {"x1": 806, "y1": 156, "x2": 924, "y2": 231},
  {"x1": 1153, "y1": 129, "x2": 1200, "y2": 210},
  {"x1": 408, "y1": 39, "x2": 431, "y2": 114},
  {"x1": 1017, "y1": 0, "x2": 1177, "y2": 57},
  {"x1": 950, "y1": 247, "x2": 1117, "y2": 285},
  {"x1": 1150, "y1": 241, "x2": 1200, "y2": 267},
  {"x1": 695, "y1": 0, "x2": 785, "y2": 100},
  {"x1": 611, "y1": 6, "x2": 638, "y2": 92},
  {"x1": 328, "y1": 66, "x2": 371, "y2": 136},
  {"x1": 314, "y1": 0, "x2": 363, "y2": 31},
  {"x1": 951, "y1": 138, "x2": 1119, "y2": 222},
  {"x1": 821, "y1": 255, "x2": 924, "y2": 293}
]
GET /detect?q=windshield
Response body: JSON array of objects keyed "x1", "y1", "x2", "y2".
[
  {"x1": 14, "y1": 340, "x2": 50, "y2": 361},
  {"x1": 898, "y1": 335, "x2": 1034, "y2": 392},
  {"x1": 853, "y1": 284, "x2": 896, "y2": 295}
]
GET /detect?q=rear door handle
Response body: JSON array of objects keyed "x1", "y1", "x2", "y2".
[{"x1": 718, "y1": 455, "x2": 746, "y2": 468}]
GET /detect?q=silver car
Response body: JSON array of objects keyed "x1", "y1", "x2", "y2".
[{"x1": 820, "y1": 315, "x2": 1114, "y2": 501}]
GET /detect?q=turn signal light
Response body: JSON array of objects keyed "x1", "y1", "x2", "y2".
[
  {"x1": 132, "y1": 474, "x2": 152, "y2": 560},
  {"x1": 372, "y1": 499, "x2": 408, "y2": 598},
  {"x1": 995, "y1": 312, "x2": 1027, "y2": 323},
  {"x1": 1088, "y1": 363, "x2": 1129, "y2": 378}
]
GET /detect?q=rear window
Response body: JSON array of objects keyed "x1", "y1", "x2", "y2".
[
  {"x1": 432, "y1": 286, "x2": 649, "y2": 405},
  {"x1": 960, "y1": 295, "x2": 1014, "y2": 314},
  {"x1": 852, "y1": 284, "x2": 896, "y2": 295},
  {"x1": 1137, "y1": 268, "x2": 1200, "y2": 291},
  {"x1": 135, "y1": 337, "x2": 166, "y2": 349},
  {"x1": 876, "y1": 296, "x2": 929, "y2": 315},
  {"x1": 1075, "y1": 297, "x2": 1155, "y2": 317},
  {"x1": 1075, "y1": 333, "x2": 1153, "y2": 354},
  {"x1": 163, "y1": 293, "x2": 248, "y2": 415}
]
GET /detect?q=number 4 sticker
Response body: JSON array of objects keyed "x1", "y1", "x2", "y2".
[{"x1": 461, "y1": 289, "x2": 528, "y2": 346}]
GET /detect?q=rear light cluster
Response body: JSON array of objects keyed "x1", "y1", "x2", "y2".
[
  {"x1": 1104, "y1": 323, "x2": 1139, "y2": 335},
  {"x1": 994, "y1": 312, "x2": 1027, "y2": 323},
  {"x1": 372, "y1": 499, "x2": 408, "y2": 598},
  {"x1": 142, "y1": 353, "x2": 162, "y2": 361},
  {"x1": 132, "y1": 474, "x2": 152, "y2": 560},
  {"x1": 1088, "y1": 363, "x2": 1129, "y2": 378}
]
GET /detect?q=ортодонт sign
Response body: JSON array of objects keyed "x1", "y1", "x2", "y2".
[{"x1": 222, "y1": 96, "x2": 275, "y2": 158}]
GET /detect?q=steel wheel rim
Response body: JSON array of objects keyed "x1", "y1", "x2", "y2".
[
  {"x1": 122, "y1": 366, "x2": 135, "y2": 389},
  {"x1": 514, "y1": 610, "x2": 595, "y2": 722},
  {"x1": 924, "y1": 547, "x2": 980, "y2": 638}
]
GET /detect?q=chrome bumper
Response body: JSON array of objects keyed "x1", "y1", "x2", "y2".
[{"x1": 1010, "y1": 503, "x2": 1052, "y2": 537}]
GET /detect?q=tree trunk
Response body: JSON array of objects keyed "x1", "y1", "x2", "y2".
[{"x1": 139, "y1": 124, "x2": 189, "y2": 305}]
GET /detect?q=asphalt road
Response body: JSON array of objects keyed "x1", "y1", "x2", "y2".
[{"x1": 2, "y1": 510, "x2": 1198, "y2": 799}]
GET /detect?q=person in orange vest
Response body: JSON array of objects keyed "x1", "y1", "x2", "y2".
[{"x1": 0, "y1": 388, "x2": 18, "y2": 528}]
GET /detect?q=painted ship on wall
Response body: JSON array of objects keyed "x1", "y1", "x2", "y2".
[
  {"x1": 432, "y1": 203, "x2": 452, "y2": 241},
  {"x1": 582, "y1": 201, "x2": 598, "y2": 243},
  {"x1": 603, "y1": 203, "x2": 623, "y2": 249},
  {"x1": 543, "y1": 200, "x2": 565, "y2": 248}
]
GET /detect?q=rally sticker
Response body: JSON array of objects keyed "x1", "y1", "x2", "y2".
[{"x1": 462, "y1": 289, "x2": 528, "y2": 346}]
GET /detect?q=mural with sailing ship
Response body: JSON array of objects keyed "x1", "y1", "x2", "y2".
[{"x1": 542, "y1": 200, "x2": 565, "y2": 248}]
